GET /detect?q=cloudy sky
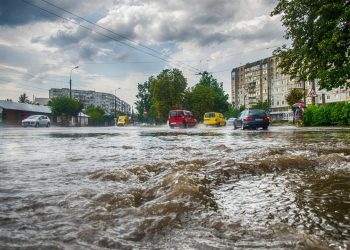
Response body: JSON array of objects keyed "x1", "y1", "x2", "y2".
[{"x1": 0, "y1": 0, "x2": 285, "y2": 106}]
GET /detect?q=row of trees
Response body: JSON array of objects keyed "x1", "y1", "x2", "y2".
[{"x1": 135, "y1": 69, "x2": 234, "y2": 123}]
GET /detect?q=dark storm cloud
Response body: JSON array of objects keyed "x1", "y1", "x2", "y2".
[
  {"x1": 199, "y1": 32, "x2": 229, "y2": 46},
  {"x1": 44, "y1": 26, "x2": 90, "y2": 47},
  {"x1": 78, "y1": 44, "x2": 99, "y2": 61},
  {"x1": 0, "y1": 0, "x2": 88, "y2": 26},
  {"x1": 95, "y1": 0, "x2": 280, "y2": 47},
  {"x1": 0, "y1": 0, "x2": 58, "y2": 26}
]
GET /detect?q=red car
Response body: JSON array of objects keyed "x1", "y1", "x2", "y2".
[{"x1": 168, "y1": 110, "x2": 197, "y2": 128}]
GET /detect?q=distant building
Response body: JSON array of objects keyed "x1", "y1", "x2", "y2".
[
  {"x1": 0, "y1": 100, "x2": 51, "y2": 125},
  {"x1": 231, "y1": 56, "x2": 350, "y2": 113},
  {"x1": 34, "y1": 97, "x2": 50, "y2": 106},
  {"x1": 49, "y1": 88, "x2": 131, "y2": 114}
]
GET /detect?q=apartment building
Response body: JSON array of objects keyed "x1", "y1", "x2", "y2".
[
  {"x1": 49, "y1": 88, "x2": 131, "y2": 114},
  {"x1": 231, "y1": 56, "x2": 350, "y2": 113}
]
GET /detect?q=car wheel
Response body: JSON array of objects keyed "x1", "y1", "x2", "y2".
[
  {"x1": 46, "y1": 122, "x2": 50, "y2": 128},
  {"x1": 241, "y1": 123, "x2": 246, "y2": 130},
  {"x1": 183, "y1": 121, "x2": 187, "y2": 128},
  {"x1": 262, "y1": 126, "x2": 268, "y2": 130},
  {"x1": 35, "y1": 122, "x2": 39, "y2": 128}
]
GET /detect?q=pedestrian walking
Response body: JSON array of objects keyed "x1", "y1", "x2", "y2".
[{"x1": 295, "y1": 107, "x2": 303, "y2": 126}]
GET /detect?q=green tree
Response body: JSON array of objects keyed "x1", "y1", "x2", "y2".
[
  {"x1": 50, "y1": 96, "x2": 83, "y2": 117},
  {"x1": 224, "y1": 105, "x2": 245, "y2": 118},
  {"x1": 198, "y1": 71, "x2": 229, "y2": 113},
  {"x1": 271, "y1": 0, "x2": 350, "y2": 90},
  {"x1": 183, "y1": 71, "x2": 230, "y2": 121},
  {"x1": 285, "y1": 88, "x2": 304, "y2": 108},
  {"x1": 252, "y1": 100, "x2": 269, "y2": 110},
  {"x1": 135, "y1": 76, "x2": 154, "y2": 123},
  {"x1": 183, "y1": 84, "x2": 215, "y2": 121},
  {"x1": 151, "y1": 69, "x2": 187, "y2": 122},
  {"x1": 86, "y1": 105, "x2": 105, "y2": 126},
  {"x1": 18, "y1": 93, "x2": 30, "y2": 103}
]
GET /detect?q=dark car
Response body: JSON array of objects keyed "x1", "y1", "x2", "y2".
[
  {"x1": 233, "y1": 109, "x2": 270, "y2": 130},
  {"x1": 168, "y1": 110, "x2": 197, "y2": 128}
]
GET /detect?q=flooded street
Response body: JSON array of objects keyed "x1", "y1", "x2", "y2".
[{"x1": 0, "y1": 125, "x2": 349, "y2": 249}]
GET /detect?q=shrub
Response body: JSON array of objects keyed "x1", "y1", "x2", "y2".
[{"x1": 303, "y1": 102, "x2": 349, "y2": 126}]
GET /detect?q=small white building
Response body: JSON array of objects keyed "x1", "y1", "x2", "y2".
[
  {"x1": 56, "y1": 112, "x2": 89, "y2": 126},
  {"x1": 77, "y1": 112, "x2": 89, "y2": 126}
]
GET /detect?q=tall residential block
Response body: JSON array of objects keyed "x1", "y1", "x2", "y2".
[{"x1": 231, "y1": 56, "x2": 350, "y2": 112}]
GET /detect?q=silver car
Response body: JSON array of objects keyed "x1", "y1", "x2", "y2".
[
  {"x1": 22, "y1": 115, "x2": 51, "y2": 127},
  {"x1": 227, "y1": 117, "x2": 237, "y2": 126}
]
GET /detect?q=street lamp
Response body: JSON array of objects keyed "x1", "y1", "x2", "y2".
[
  {"x1": 114, "y1": 88, "x2": 121, "y2": 125},
  {"x1": 69, "y1": 66, "x2": 79, "y2": 98},
  {"x1": 115, "y1": 88, "x2": 121, "y2": 117}
]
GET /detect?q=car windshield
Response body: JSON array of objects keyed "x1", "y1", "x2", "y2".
[
  {"x1": 248, "y1": 110, "x2": 267, "y2": 117},
  {"x1": 169, "y1": 111, "x2": 177, "y2": 117},
  {"x1": 205, "y1": 113, "x2": 215, "y2": 118},
  {"x1": 26, "y1": 115, "x2": 40, "y2": 119}
]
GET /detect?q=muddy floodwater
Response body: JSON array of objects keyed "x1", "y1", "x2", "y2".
[{"x1": 0, "y1": 125, "x2": 349, "y2": 249}]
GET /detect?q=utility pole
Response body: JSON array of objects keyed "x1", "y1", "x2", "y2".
[
  {"x1": 311, "y1": 82, "x2": 316, "y2": 105},
  {"x1": 114, "y1": 88, "x2": 120, "y2": 125},
  {"x1": 114, "y1": 90, "x2": 117, "y2": 121},
  {"x1": 69, "y1": 66, "x2": 79, "y2": 98}
]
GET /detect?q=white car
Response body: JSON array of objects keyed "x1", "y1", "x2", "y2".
[
  {"x1": 227, "y1": 117, "x2": 237, "y2": 126},
  {"x1": 22, "y1": 115, "x2": 51, "y2": 127}
]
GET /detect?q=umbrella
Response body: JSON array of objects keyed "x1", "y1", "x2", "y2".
[{"x1": 296, "y1": 102, "x2": 307, "y2": 108}]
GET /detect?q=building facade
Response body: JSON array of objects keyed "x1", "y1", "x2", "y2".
[
  {"x1": 49, "y1": 88, "x2": 131, "y2": 114},
  {"x1": 231, "y1": 56, "x2": 350, "y2": 112},
  {"x1": 0, "y1": 100, "x2": 51, "y2": 125}
]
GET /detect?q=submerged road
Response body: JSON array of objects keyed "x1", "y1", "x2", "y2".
[{"x1": 0, "y1": 125, "x2": 349, "y2": 249}]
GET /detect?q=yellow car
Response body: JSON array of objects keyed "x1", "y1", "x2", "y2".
[
  {"x1": 117, "y1": 116, "x2": 129, "y2": 126},
  {"x1": 203, "y1": 112, "x2": 226, "y2": 126}
]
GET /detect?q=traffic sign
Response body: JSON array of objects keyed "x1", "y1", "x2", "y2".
[{"x1": 307, "y1": 88, "x2": 318, "y2": 97}]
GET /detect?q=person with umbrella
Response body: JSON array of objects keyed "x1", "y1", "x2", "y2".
[{"x1": 293, "y1": 102, "x2": 305, "y2": 126}]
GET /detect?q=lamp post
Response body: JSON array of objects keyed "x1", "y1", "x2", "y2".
[
  {"x1": 114, "y1": 88, "x2": 121, "y2": 125},
  {"x1": 69, "y1": 66, "x2": 79, "y2": 98}
]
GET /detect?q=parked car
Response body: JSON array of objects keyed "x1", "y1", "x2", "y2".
[
  {"x1": 22, "y1": 115, "x2": 51, "y2": 127},
  {"x1": 168, "y1": 110, "x2": 197, "y2": 128},
  {"x1": 233, "y1": 109, "x2": 270, "y2": 130},
  {"x1": 203, "y1": 112, "x2": 226, "y2": 126},
  {"x1": 227, "y1": 117, "x2": 237, "y2": 126}
]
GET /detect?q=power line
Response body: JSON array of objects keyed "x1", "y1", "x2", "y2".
[
  {"x1": 22, "y1": 0, "x2": 200, "y2": 74},
  {"x1": 39, "y1": 0, "x2": 201, "y2": 73}
]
